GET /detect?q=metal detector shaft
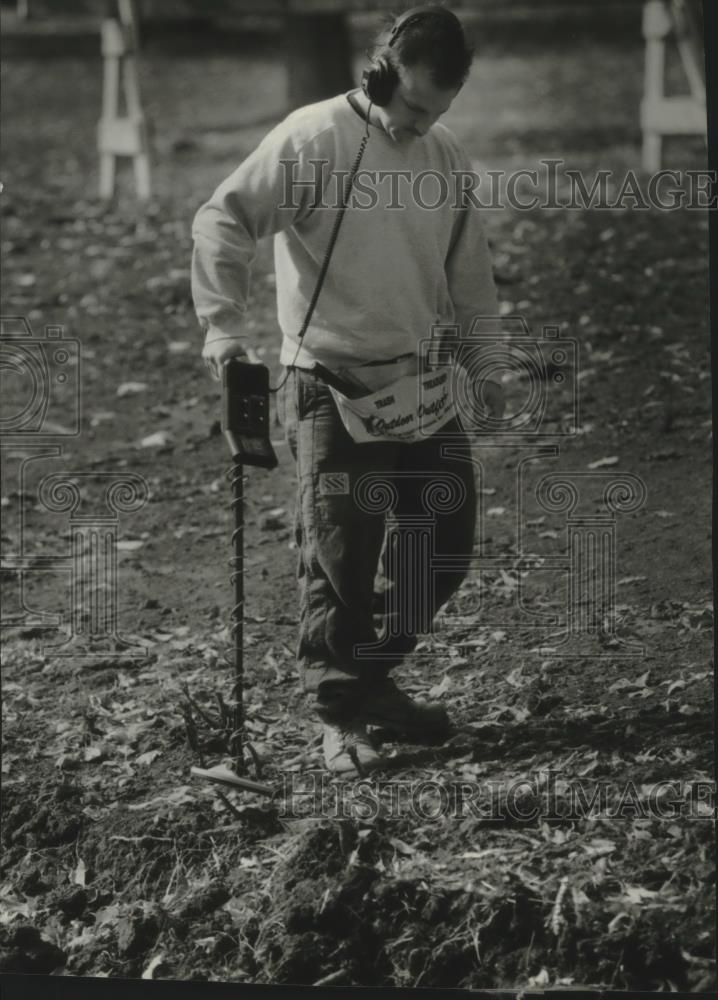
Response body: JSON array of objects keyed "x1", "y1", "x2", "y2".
[
  {"x1": 192, "y1": 362, "x2": 277, "y2": 798},
  {"x1": 230, "y1": 458, "x2": 244, "y2": 773},
  {"x1": 218, "y1": 359, "x2": 277, "y2": 782}
]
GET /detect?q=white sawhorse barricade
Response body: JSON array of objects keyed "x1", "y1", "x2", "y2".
[
  {"x1": 97, "y1": 0, "x2": 151, "y2": 200},
  {"x1": 641, "y1": 0, "x2": 706, "y2": 171}
]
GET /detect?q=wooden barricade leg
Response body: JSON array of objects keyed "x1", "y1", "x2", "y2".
[
  {"x1": 641, "y1": 0, "x2": 706, "y2": 171},
  {"x1": 98, "y1": 20, "x2": 123, "y2": 199},
  {"x1": 641, "y1": 1, "x2": 671, "y2": 172},
  {"x1": 97, "y1": 0, "x2": 151, "y2": 201}
]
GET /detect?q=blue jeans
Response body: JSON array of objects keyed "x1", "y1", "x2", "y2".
[{"x1": 278, "y1": 366, "x2": 477, "y2": 724}]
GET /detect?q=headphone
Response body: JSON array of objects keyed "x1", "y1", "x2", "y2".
[{"x1": 361, "y1": 5, "x2": 462, "y2": 107}]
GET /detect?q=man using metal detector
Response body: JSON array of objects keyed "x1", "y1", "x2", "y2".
[{"x1": 192, "y1": 5, "x2": 503, "y2": 775}]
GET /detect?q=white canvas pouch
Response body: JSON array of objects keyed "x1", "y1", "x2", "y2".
[{"x1": 327, "y1": 365, "x2": 457, "y2": 443}]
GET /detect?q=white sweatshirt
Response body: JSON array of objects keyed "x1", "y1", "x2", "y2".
[{"x1": 191, "y1": 91, "x2": 498, "y2": 370}]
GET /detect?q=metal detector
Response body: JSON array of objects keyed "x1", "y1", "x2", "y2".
[
  {"x1": 190, "y1": 113, "x2": 372, "y2": 797},
  {"x1": 191, "y1": 359, "x2": 278, "y2": 797}
]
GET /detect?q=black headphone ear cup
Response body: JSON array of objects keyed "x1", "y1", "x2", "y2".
[{"x1": 363, "y1": 55, "x2": 398, "y2": 107}]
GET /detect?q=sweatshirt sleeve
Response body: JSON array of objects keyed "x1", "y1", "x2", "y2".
[
  {"x1": 444, "y1": 151, "x2": 499, "y2": 337},
  {"x1": 191, "y1": 120, "x2": 328, "y2": 346}
]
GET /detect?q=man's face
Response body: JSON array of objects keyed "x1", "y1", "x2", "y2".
[{"x1": 378, "y1": 63, "x2": 460, "y2": 143}]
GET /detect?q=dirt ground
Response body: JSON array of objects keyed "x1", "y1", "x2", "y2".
[{"x1": 0, "y1": 16, "x2": 715, "y2": 992}]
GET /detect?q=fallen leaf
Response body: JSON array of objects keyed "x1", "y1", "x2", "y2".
[
  {"x1": 428, "y1": 675, "x2": 452, "y2": 698},
  {"x1": 587, "y1": 456, "x2": 619, "y2": 469},
  {"x1": 73, "y1": 859, "x2": 87, "y2": 887},
  {"x1": 623, "y1": 886, "x2": 658, "y2": 903},
  {"x1": 139, "y1": 431, "x2": 173, "y2": 449},
  {"x1": 388, "y1": 837, "x2": 415, "y2": 855},
  {"x1": 0, "y1": 895, "x2": 34, "y2": 923},
  {"x1": 66, "y1": 926, "x2": 96, "y2": 951},
  {"x1": 582, "y1": 839, "x2": 616, "y2": 856},
  {"x1": 492, "y1": 704, "x2": 530, "y2": 722},
  {"x1": 607, "y1": 912, "x2": 631, "y2": 933},
  {"x1": 90, "y1": 410, "x2": 117, "y2": 426},
  {"x1": 117, "y1": 382, "x2": 148, "y2": 397},
  {"x1": 527, "y1": 968, "x2": 550, "y2": 987},
  {"x1": 142, "y1": 954, "x2": 165, "y2": 980},
  {"x1": 94, "y1": 903, "x2": 121, "y2": 927},
  {"x1": 608, "y1": 670, "x2": 651, "y2": 693},
  {"x1": 607, "y1": 678, "x2": 633, "y2": 693}
]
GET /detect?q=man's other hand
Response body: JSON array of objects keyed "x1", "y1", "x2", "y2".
[{"x1": 202, "y1": 336, "x2": 262, "y2": 381}]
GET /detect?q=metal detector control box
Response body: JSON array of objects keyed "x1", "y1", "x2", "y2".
[{"x1": 222, "y1": 360, "x2": 278, "y2": 469}]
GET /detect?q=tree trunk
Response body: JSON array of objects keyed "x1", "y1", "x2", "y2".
[{"x1": 285, "y1": 12, "x2": 354, "y2": 110}]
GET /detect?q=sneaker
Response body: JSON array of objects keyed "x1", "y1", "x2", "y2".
[
  {"x1": 357, "y1": 679, "x2": 451, "y2": 739},
  {"x1": 322, "y1": 721, "x2": 385, "y2": 775}
]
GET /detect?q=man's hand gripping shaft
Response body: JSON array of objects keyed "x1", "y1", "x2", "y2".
[{"x1": 202, "y1": 332, "x2": 262, "y2": 381}]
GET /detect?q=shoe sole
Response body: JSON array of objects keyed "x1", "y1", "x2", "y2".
[{"x1": 325, "y1": 754, "x2": 386, "y2": 775}]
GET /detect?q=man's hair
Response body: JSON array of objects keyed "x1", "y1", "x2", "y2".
[{"x1": 373, "y1": 6, "x2": 474, "y2": 90}]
